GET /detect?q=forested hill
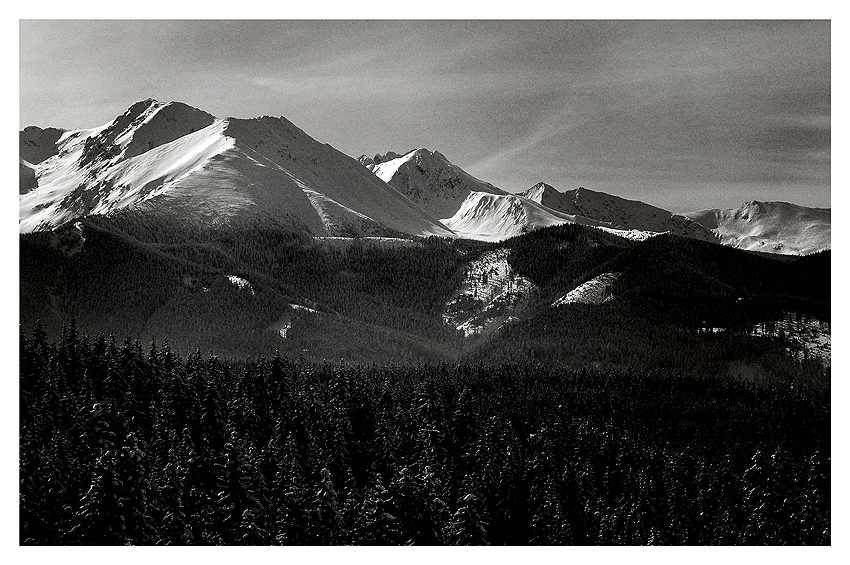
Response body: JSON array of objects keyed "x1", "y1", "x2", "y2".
[
  {"x1": 20, "y1": 326, "x2": 830, "y2": 545},
  {"x1": 20, "y1": 214, "x2": 830, "y2": 376}
]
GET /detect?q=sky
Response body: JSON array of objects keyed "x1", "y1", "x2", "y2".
[{"x1": 19, "y1": 18, "x2": 831, "y2": 212}]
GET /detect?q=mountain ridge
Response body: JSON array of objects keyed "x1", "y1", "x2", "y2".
[
  {"x1": 521, "y1": 182, "x2": 718, "y2": 243},
  {"x1": 21, "y1": 99, "x2": 830, "y2": 255}
]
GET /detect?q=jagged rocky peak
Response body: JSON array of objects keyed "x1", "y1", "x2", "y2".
[
  {"x1": 78, "y1": 99, "x2": 217, "y2": 165},
  {"x1": 359, "y1": 151, "x2": 404, "y2": 167}
]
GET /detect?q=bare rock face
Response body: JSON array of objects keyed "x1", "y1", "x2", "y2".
[{"x1": 20, "y1": 126, "x2": 66, "y2": 194}]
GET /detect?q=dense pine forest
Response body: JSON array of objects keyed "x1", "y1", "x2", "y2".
[{"x1": 20, "y1": 323, "x2": 829, "y2": 545}]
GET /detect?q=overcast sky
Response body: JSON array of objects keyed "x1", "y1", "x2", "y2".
[{"x1": 19, "y1": 19, "x2": 830, "y2": 212}]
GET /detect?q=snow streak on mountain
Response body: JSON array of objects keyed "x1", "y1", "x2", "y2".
[
  {"x1": 20, "y1": 99, "x2": 454, "y2": 238},
  {"x1": 685, "y1": 201, "x2": 831, "y2": 255}
]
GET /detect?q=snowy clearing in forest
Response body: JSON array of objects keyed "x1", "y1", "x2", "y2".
[
  {"x1": 313, "y1": 236, "x2": 422, "y2": 249},
  {"x1": 278, "y1": 321, "x2": 292, "y2": 339},
  {"x1": 594, "y1": 226, "x2": 657, "y2": 241}
]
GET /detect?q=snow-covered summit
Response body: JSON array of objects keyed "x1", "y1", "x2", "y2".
[
  {"x1": 443, "y1": 191, "x2": 608, "y2": 242},
  {"x1": 685, "y1": 201, "x2": 830, "y2": 255},
  {"x1": 359, "y1": 148, "x2": 509, "y2": 220},
  {"x1": 522, "y1": 182, "x2": 561, "y2": 203},
  {"x1": 20, "y1": 99, "x2": 233, "y2": 233},
  {"x1": 20, "y1": 100, "x2": 454, "y2": 238}
]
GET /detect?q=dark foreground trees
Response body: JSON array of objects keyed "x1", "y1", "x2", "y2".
[{"x1": 20, "y1": 325, "x2": 830, "y2": 545}]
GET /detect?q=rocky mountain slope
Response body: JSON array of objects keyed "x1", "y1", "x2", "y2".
[{"x1": 20, "y1": 125, "x2": 66, "y2": 194}]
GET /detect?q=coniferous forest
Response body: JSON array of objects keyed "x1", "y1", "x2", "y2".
[
  {"x1": 20, "y1": 217, "x2": 831, "y2": 546},
  {"x1": 20, "y1": 322, "x2": 829, "y2": 545}
]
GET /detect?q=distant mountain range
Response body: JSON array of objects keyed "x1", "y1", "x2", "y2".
[
  {"x1": 359, "y1": 150, "x2": 829, "y2": 254},
  {"x1": 20, "y1": 99, "x2": 830, "y2": 255}
]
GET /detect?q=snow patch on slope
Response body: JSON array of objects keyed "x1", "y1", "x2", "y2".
[
  {"x1": 279, "y1": 321, "x2": 293, "y2": 339},
  {"x1": 552, "y1": 272, "x2": 620, "y2": 307},
  {"x1": 364, "y1": 151, "x2": 414, "y2": 183},
  {"x1": 227, "y1": 275, "x2": 254, "y2": 295},
  {"x1": 595, "y1": 226, "x2": 656, "y2": 241}
]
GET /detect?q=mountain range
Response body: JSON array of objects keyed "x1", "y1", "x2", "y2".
[
  {"x1": 21, "y1": 99, "x2": 830, "y2": 256},
  {"x1": 685, "y1": 201, "x2": 831, "y2": 255},
  {"x1": 19, "y1": 100, "x2": 831, "y2": 367}
]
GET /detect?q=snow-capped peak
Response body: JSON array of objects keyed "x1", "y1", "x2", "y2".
[
  {"x1": 442, "y1": 191, "x2": 608, "y2": 242},
  {"x1": 360, "y1": 147, "x2": 509, "y2": 220},
  {"x1": 523, "y1": 182, "x2": 559, "y2": 202}
]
